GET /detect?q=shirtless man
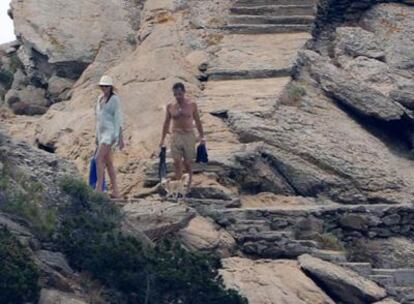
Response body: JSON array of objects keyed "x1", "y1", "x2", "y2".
[{"x1": 160, "y1": 82, "x2": 205, "y2": 191}]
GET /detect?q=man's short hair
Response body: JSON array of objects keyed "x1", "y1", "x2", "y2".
[{"x1": 172, "y1": 82, "x2": 185, "y2": 92}]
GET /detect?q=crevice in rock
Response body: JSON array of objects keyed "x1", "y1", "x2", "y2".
[
  {"x1": 300, "y1": 269, "x2": 346, "y2": 304},
  {"x1": 36, "y1": 140, "x2": 56, "y2": 154},
  {"x1": 260, "y1": 152, "x2": 301, "y2": 196},
  {"x1": 329, "y1": 94, "x2": 413, "y2": 153}
]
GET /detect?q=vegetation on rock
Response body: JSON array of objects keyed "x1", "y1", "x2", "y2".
[
  {"x1": 0, "y1": 228, "x2": 40, "y2": 304},
  {"x1": 0, "y1": 158, "x2": 56, "y2": 239},
  {"x1": 58, "y1": 177, "x2": 247, "y2": 304}
]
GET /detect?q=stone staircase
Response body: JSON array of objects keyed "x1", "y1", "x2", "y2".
[
  {"x1": 225, "y1": 0, "x2": 317, "y2": 34},
  {"x1": 341, "y1": 263, "x2": 414, "y2": 303},
  {"x1": 135, "y1": 2, "x2": 414, "y2": 302}
]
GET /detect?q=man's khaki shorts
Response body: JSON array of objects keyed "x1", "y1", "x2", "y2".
[{"x1": 170, "y1": 131, "x2": 196, "y2": 160}]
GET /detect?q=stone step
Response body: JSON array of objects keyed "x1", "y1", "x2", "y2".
[
  {"x1": 230, "y1": 5, "x2": 315, "y2": 16},
  {"x1": 393, "y1": 286, "x2": 414, "y2": 303},
  {"x1": 311, "y1": 250, "x2": 348, "y2": 263},
  {"x1": 235, "y1": 0, "x2": 317, "y2": 6},
  {"x1": 228, "y1": 15, "x2": 315, "y2": 25},
  {"x1": 341, "y1": 262, "x2": 373, "y2": 277},
  {"x1": 224, "y1": 24, "x2": 311, "y2": 34},
  {"x1": 207, "y1": 67, "x2": 292, "y2": 81},
  {"x1": 369, "y1": 275, "x2": 395, "y2": 289},
  {"x1": 184, "y1": 198, "x2": 242, "y2": 216},
  {"x1": 372, "y1": 269, "x2": 414, "y2": 286},
  {"x1": 143, "y1": 160, "x2": 226, "y2": 187},
  {"x1": 236, "y1": 230, "x2": 294, "y2": 242}
]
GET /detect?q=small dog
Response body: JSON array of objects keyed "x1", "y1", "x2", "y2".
[{"x1": 160, "y1": 173, "x2": 190, "y2": 202}]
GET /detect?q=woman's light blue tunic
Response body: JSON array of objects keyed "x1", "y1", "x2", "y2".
[{"x1": 96, "y1": 94, "x2": 123, "y2": 145}]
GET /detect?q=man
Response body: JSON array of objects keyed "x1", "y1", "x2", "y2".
[{"x1": 160, "y1": 82, "x2": 205, "y2": 192}]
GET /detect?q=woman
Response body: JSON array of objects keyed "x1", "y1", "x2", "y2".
[{"x1": 95, "y1": 75, "x2": 124, "y2": 198}]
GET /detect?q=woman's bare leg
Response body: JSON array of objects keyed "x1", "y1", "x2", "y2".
[
  {"x1": 106, "y1": 149, "x2": 121, "y2": 198},
  {"x1": 95, "y1": 144, "x2": 110, "y2": 192}
]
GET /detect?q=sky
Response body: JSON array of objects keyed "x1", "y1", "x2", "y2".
[{"x1": 0, "y1": 0, "x2": 15, "y2": 44}]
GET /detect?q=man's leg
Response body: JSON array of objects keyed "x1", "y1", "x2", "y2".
[
  {"x1": 183, "y1": 159, "x2": 193, "y2": 192},
  {"x1": 173, "y1": 157, "x2": 183, "y2": 181},
  {"x1": 95, "y1": 144, "x2": 110, "y2": 192}
]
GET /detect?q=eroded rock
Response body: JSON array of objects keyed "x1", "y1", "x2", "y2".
[
  {"x1": 220, "y1": 257, "x2": 335, "y2": 304},
  {"x1": 299, "y1": 254, "x2": 387, "y2": 304},
  {"x1": 178, "y1": 216, "x2": 236, "y2": 257},
  {"x1": 121, "y1": 198, "x2": 196, "y2": 241}
]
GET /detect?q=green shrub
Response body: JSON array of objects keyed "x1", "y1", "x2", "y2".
[
  {"x1": 58, "y1": 177, "x2": 247, "y2": 304},
  {"x1": 0, "y1": 228, "x2": 40, "y2": 304},
  {"x1": 280, "y1": 82, "x2": 306, "y2": 106},
  {"x1": 0, "y1": 69, "x2": 13, "y2": 89},
  {"x1": 9, "y1": 53, "x2": 23, "y2": 74},
  {"x1": 0, "y1": 162, "x2": 56, "y2": 239},
  {"x1": 315, "y1": 233, "x2": 344, "y2": 251}
]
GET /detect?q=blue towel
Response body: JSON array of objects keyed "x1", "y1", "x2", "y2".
[
  {"x1": 196, "y1": 143, "x2": 208, "y2": 163},
  {"x1": 159, "y1": 146, "x2": 167, "y2": 181},
  {"x1": 88, "y1": 155, "x2": 106, "y2": 190}
]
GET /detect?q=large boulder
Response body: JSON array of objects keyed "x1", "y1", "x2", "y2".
[
  {"x1": 227, "y1": 87, "x2": 414, "y2": 204},
  {"x1": 299, "y1": 254, "x2": 387, "y2": 304},
  {"x1": 335, "y1": 27, "x2": 384, "y2": 60},
  {"x1": 47, "y1": 75, "x2": 74, "y2": 102},
  {"x1": 220, "y1": 257, "x2": 335, "y2": 304},
  {"x1": 10, "y1": 0, "x2": 139, "y2": 66},
  {"x1": 297, "y1": 50, "x2": 404, "y2": 121},
  {"x1": 361, "y1": 3, "x2": 414, "y2": 70},
  {"x1": 178, "y1": 216, "x2": 236, "y2": 257}
]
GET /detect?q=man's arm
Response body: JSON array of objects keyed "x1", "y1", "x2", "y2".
[
  {"x1": 160, "y1": 104, "x2": 171, "y2": 146},
  {"x1": 193, "y1": 102, "x2": 205, "y2": 143}
]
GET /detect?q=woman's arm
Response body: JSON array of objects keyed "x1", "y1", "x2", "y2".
[{"x1": 113, "y1": 96, "x2": 124, "y2": 149}]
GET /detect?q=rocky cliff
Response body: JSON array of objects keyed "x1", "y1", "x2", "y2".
[{"x1": 1, "y1": 0, "x2": 414, "y2": 303}]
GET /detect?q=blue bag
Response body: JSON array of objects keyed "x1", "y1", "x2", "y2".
[
  {"x1": 88, "y1": 154, "x2": 106, "y2": 190},
  {"x1": 196, "y1": 143, "x2": 208, "y2": 163}
]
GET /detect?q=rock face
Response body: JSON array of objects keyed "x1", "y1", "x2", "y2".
[
  {"x1": 0, "y1": 130, "x2": 77, "y2": 205},
  {"x1": 220, "y1": 257, "x2": 335, "y2": 304},
  {"x1": 7, "y1": 0, "x2": 232, "y2": 193},
  {"x1": 348, "y1": 237, "x2": 414, "y2": 269},
  {"x1": 10, "y1": 0, "x2": 139, "y2": 66},
  {"x1": 299, "y1": 254, "x2": 387, "y2": 304}
]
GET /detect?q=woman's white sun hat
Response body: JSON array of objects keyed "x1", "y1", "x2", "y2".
[{"x1": 99, "y1": 75, "x2": 113, "y2": 86}]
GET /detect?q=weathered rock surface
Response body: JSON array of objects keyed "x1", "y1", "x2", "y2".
[
  {"x1": 36, "y1": 250, "x2": 74, "y2": 276},
  {"x1": 220, "y1": 257, "x2": 335, "y2": 304},
  {"x1": 0, "y1": 130, "x2": 78, "y2": 206},
  {"x1": 10, "y1": 0, "x2": 139, "y2": 65},
  {"x1": 348, "y1": 237, "x2": 414, "y2": 269},
  {"x1": 361, "y1": 3, "x2": 414, "y2": 70},
  {"x1": 335, "y1": 26, "x2": 384, "y2": 59},
  {"x1": 374, "y1": 299, "x2": 401, "y2": 304},
  {"x1": 121, "y1": 198, "x2": 196, "y2": 240},
  {"x1": 38, "y1": 289, "x2": 87, "y2": 304},
  {"x1": 299, "y1": 254, "x2": 387, "y2": 304},
  {"x1": 297, "y1": 50, "x2": 404, "y2": 121},
  {"x1": 178, "y1": 216, "x2": 236, "y2": 257}
]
